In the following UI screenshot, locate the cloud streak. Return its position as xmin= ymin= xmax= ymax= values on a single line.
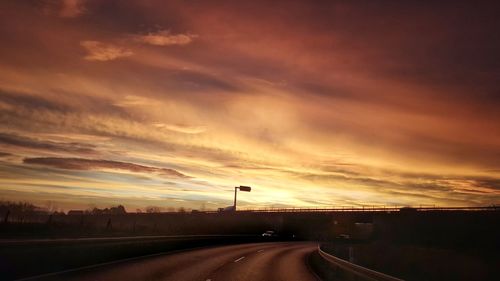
xmin=59 ymin=0 xmax=86 ymax=18
xmin=153 ymin=123 xmax=207 ymax=134
xmin=23 ymin=157 xmax=188 ymax=179
xmin=80 ymin=41 xmax=133 ymax=61
xmin=0 ymin=133 xmax=97 ymax=155
xmin=134 ymin=30 xmax=197 ymax=46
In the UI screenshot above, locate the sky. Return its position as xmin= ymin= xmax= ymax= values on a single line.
xmin=0 ymin=0 xmax=499 ymax=211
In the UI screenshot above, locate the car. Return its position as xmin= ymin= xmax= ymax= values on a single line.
xmin=262 ymin=230 xmax=276 ymax=237
xmin=217 ymin=206 xmax=235 ymax=212
xmin=336 ymin=234 xmax=350 ymax=239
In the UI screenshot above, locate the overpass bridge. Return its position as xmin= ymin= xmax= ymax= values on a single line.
xmin=203 ymin=205 xmax=499 ymax=214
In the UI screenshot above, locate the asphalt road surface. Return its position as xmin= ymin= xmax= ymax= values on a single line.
xmin=30 ymin=242 xmax=319 ymax=281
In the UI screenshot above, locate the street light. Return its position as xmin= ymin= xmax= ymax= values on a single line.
xmin=234 ymin=185 xmax=251 ymax=211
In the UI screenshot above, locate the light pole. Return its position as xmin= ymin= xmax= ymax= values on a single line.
xmin=234 ymin=185 xmax=251 ymax=211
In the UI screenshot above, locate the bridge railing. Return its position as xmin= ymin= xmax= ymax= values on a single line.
xmin=230 ymin=205 xmax=498 ymax=213
xmin=317 ymin=245 xmax=405 ymax=281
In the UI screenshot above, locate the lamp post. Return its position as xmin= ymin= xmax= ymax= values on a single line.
xmin=234 ymin=185 xmax=251 ymax=211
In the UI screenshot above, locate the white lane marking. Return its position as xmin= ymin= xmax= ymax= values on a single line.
xmin=206 ymin=279 xmax=211 ymax=281
xmin=257 ymin=249 xmax=264 ymax=253
xmin=234 ymin=256 xmax=245 ymax=262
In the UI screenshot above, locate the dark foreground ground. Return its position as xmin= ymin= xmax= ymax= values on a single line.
xmin=1 ymin=209 xmax=499 ymax=280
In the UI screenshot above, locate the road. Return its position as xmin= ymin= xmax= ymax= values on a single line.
xmin=29 ymin=242 xmax=319 ymax=281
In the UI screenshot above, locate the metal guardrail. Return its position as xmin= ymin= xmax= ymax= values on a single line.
xmin=229 ymin=205 xmax=499 ymax=213
xmin=318 ymin=245 xmax=404 ymax=281
xmin=0 ymin=234 xmax=257 ymax=246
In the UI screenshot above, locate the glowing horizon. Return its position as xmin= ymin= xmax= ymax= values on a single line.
xmin=0 ymin=1 xmax=499 ymax=211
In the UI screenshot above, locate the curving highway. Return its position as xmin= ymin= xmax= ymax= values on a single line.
xmin=33 ymin=242 xmax=319 ymax=281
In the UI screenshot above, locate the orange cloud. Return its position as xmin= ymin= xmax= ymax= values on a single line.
xmin=23 ymin=157 xmax=188 ymax=178
xmin=80 ymin=41 xmax=133 ymax=61
xmin=134 ymin=30 xmax=198 ymax=46
xmin=60 ymin=0 xmax=86 ymax=18
xmin=153 ymin=123 xmax=207 ymax=134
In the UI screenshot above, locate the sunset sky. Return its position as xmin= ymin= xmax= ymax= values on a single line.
xmin=0 ymin=0 xmax=499 ymax=211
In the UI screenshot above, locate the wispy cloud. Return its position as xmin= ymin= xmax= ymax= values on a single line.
xmin=23 ymin=157 xmax=188 ymax=178
xmin=0 ymin=152 xmax=11 ymax=157
xmin=80 ymin=41 xmax=133 ymax=61
xmin=59 ymin=0 xmax=86 ymax=18
xmin=134 ymin=30 xmax=197 ymax=46
xmin=153 ymin=123 xmax=207 ymax=134
xmin=113 ymin=95 xmax=157 ymax=107
xmin=0 ymin=133 xmax=97 ymax=155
